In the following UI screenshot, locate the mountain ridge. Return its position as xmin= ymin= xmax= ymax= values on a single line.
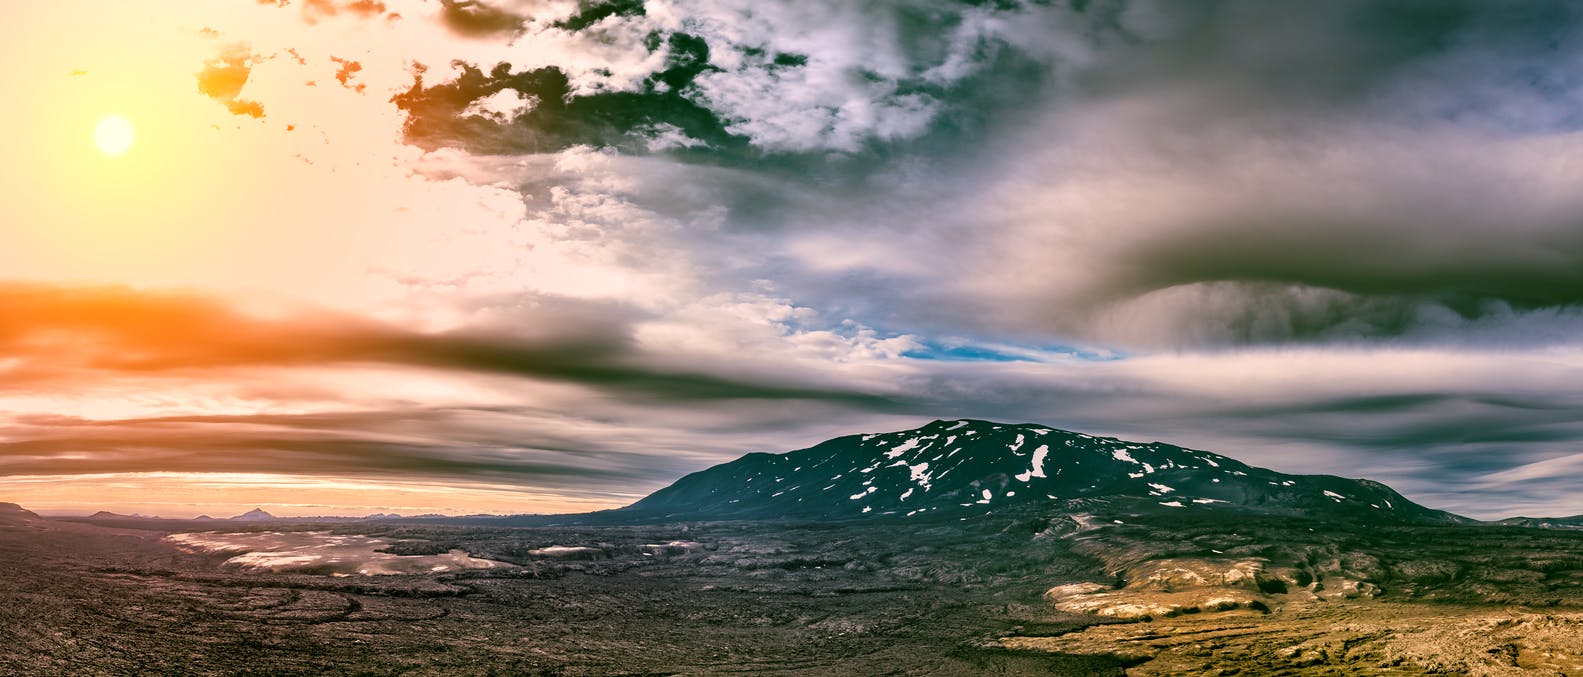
xmin=622 ymin=419 xmax=1466 ymax=524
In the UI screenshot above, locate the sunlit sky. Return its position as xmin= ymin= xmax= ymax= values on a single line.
xmin=5 ymin=1 xmax=1583 ymax=519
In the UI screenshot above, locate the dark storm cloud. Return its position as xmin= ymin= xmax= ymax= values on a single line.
xmin=1219 ymin=392 xmax=1583 ymax=454
xmin=700 ymin=0 xmax=1583 ymax=349
xmin=0 ymin=284 xmax=892 ymax=405
xmin=383 ymin=0 xmax=1583 ymax=348
xmin=1119 ymin=210 xmax=1583 ymax=315
xmin=1074 ymin=1 xmax=1583 ymax=118
xmin=393 ymin=42 xmax=739 ymax=155
xmin=393 ymin=0 xmax=1076 ymax=159
xmin=1029 ymin=1 xmax=1583 ymax=344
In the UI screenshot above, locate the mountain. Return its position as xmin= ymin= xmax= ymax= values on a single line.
xmin=622 ymin=419 xmax=1463 ymax=523
xmin=0 ymin=502 xmax=39 ymax=520
xmin=1495 ymin=515 xmax=1583 ymax=530
xmin=229 ymin=508 xmax=277 ymax=521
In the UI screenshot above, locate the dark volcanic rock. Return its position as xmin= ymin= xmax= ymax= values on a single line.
xmin=622 ymin=419 xmax=1464 ymax=524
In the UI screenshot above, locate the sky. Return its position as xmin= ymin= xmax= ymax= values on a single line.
xmin=3 ymin=0 xmax=1583 ymax=520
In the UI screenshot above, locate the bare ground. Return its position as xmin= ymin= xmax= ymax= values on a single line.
xmin=7 ymin=504 xmax=1583 ymax=675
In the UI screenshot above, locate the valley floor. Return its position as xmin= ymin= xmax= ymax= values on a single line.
xmin=7 ymin=507 xmax=1583 ymax=675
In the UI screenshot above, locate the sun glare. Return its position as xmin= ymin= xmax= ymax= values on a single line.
xmin=93 ymin=115 xmax=134 ymax=156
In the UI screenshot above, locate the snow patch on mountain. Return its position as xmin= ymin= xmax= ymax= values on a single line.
xmin=1014 ymin=445 xmax=1050 ymax=482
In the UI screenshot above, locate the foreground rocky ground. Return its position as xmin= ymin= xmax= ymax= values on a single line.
xmin=6 ymin=501 xmax=1583 ymax=674
xmin=996 ymin=509 xmax=1583 ymax=675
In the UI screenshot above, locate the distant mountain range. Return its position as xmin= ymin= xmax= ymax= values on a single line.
xmin=74 ymin=506 xmax=433 ymax=525
xmin=41 ymin=419 xmax=1490 ymax=527
xmin=1495 ymin=515 xmax=1583 ymax=530
xmin=621 ymin=419 xmax=1466 ymax=524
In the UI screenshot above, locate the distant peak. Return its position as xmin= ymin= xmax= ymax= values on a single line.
xmin=230 ymin=508 xmax=277 ymax=521
xmin=0 ymin=502 xmax=39 ymax=519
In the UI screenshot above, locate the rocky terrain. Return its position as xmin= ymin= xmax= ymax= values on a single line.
xmin=8 ymin=421 xmax=1583 ymax=675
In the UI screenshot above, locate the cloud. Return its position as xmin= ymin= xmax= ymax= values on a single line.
xmin=633 ymin=0 xmax=1583 ymax=350
xmin=0 ymin=408 xmax=669 ymax=485
xmin=196 ymin=44 xmax=266 ymax=117
xmin=393 ymin=58 xmax=741 ymax=154
xmin=437 ymin=0 xmax=527 ymax=38
xmin=392 ymin=0 xmax=1079 ymax=156
xmin=0 ymin=283 xmax=895 ymax=406
xmin=302 ymin=0 xmax=394 ymax=22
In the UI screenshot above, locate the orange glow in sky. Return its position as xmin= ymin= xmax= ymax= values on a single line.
xmin=0 ymin=1 xmax=664 ymax=517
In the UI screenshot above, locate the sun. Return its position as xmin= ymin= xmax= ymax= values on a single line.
xmin=94 ymin=115 xmax=134 ymax=156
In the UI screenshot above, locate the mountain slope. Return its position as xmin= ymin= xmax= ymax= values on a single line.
xmin=0 ymin=502 xmax=40 ymax=521
xmin=623 ymin=419 xmax=1463 ymax=523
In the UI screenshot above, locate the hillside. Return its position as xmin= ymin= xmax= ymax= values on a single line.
xmin=622 ymin=419 xmax=1463 ymax=523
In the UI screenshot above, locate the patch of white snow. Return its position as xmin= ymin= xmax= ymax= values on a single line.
xmin=885 ymin=438 xmax=921 ymax=459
